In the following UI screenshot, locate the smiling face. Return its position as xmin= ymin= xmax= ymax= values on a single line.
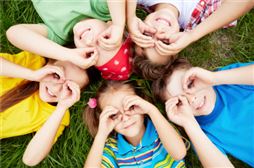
xmin=140 ymin=8 xmax=180 ymax=64
xmin=73 ymin=19 xmax=108 ymax=48
xmin=165 ymin=69 xmax=216 ymax=116
xmin=39 ymin=61 xmax=89 ymax=103
xmin=99 ymin=84 xmax=145 ymax=138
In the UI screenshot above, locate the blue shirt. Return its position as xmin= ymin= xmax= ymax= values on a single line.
xmin=102 ymin=118 xmax=185 ymax=168
xmin=196 ymin=62 xmax=254 ymax=167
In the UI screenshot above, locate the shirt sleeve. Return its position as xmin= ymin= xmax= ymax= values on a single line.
xmin=102 ymin=144 xmax=118 ymax=168
xmin=216 ymin=62 xmax=254 ymax=71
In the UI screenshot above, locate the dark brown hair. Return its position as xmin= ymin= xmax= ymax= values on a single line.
xmin=152 ymin=58 xmax=192 ymax=102
xmin=0 ymin=81 xmax=39 ymax=112
xmin=83 ymin=80 xmax=145 ymax=137
xmin=132 ymin=53 xmax=177 ymax=81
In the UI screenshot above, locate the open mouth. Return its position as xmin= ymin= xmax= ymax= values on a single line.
xmin=78 ymin=28 xmax=91 ymax=40
xmin=46 ymin=87 xmax=57 ymax=98
xmin=156 ymin=17 xmax=171 ymax=26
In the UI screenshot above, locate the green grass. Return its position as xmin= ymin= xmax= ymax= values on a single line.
xmin=0 ymin=1 xmax=253 ymax=168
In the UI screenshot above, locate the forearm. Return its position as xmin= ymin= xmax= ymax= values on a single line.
xmin=22 ymin=106 xmax=67 ymax=166
xmin=184 ymin=121 xmax=233 ymax=167
xmin=191 ymin=0 xmax=254 ymax=42
xmin=213 ymin=64 xmax=254 ymax=85
xmin=148 ymin=109 xmax=186 ymax=160
xmin=107 ymin=0 xmax=126 ymax=27
xmin=84 ymin=133 xmax=107 ymax=168
xmin=127 ymin=0 xmax=137 ymax=21
xmin=6 ymin=24 xmax=69 ymax=61
xmin=0 ymin=57 xmax=34 ymax=80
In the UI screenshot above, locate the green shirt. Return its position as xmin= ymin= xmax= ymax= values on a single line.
xmin=32 ymin=0 xmax=111 ymax=45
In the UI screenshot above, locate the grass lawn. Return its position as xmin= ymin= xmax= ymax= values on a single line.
xmin=0 ymin=1 xmax=253 ymax=168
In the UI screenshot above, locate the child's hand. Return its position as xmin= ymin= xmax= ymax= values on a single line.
xmin=122 ymin=95 xmax=157 ymax=115
xmin=33 ymin=65 xmax=65 ymax=83
xmin=57 ymin=81 xmax=81 ymax=109
xmin=156 ymin=31 xmax=194 ymax=56
xmin=98 ymin=24 xmax=124 ymax=50
xmin=67 ymin=47 xmax=98 ymax=69
xmin=182 ymin=67 xmax=215 ymax=93
xmin=97 ymin=106 xmax=122 ymax=137
xmin=128 ymin=16 xmax=156 ymax=48
xmin=165 ymin=96 xmax=196 ymax=127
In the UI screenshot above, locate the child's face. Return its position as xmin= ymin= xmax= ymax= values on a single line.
xmin=73 ymin=19 xmax=108 ymax=48
xmin=165 ymin=69 xmax=216 ymax=116
xmin=39 ymin=61 xmax=88 ymax=102
xmin=140 ymin=9 xmax=180 ymax=64
xmin=99 ymin=85 xmax=145 ymax=138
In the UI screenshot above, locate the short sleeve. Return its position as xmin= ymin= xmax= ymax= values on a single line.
xmin=216 ymin=62 xmax=254 ymax=71
xmin=46 ymin=25 xmax=67 ymax=45
xmin=102 ymin=145 xmax=118 ymax=168
xmin=0 ymin=51 xmax=45 ymax=70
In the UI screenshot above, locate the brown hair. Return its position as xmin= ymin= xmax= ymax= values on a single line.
xmin=0 ymin=81 xmax=39 ymax=112
xmin=83 ymin=80 xmax=145 ymax=137
xmin=152 ymin=58 xmax=192 ymax=102
xmin=132 ymin=53 xmax=177 ymax=81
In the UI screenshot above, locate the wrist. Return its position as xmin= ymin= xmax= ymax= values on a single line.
xmin=56 ymin=103 xmax=69 ymax=111
xmin=96 ymin=130 xmax=109 ymax=141
xmin=183 ymin=119 xmax=199 ymax=131
xmin=28 ymin=70 xmax=38 ymax=81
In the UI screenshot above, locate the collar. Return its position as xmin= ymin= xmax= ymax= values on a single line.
xmin=195 ymin=86 xmax=223 ymax=125
xmin=117 ymin=117 xmax=157 ymax=155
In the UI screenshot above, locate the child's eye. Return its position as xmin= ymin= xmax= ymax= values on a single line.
xmin=176 ymin=100 xmax=183 ymax=106
xmin=187 ymin=80 xmax=194 ymax=89
xmin=53 ymin=73 xmax=60 ymax=79
xmin=160 ymin=39 xmax=170 ymax=45
xmin=143 ymin=31 xmax=153 ymax=37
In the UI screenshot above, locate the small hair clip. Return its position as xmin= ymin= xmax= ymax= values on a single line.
xmin=87 ymin=98 xmax=97 ymax=109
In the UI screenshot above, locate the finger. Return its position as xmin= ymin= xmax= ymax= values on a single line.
xmin=131 ymin=36 xmax=154 ymax=48
xmin=85 ymin=50 xmax=99 ymax=67
xmin=178 ymin=95 xmax=189 ymax=106
xmin=100 ymin=107 xmax=119 ymax=120
xmin=138 ymin=21 xmax=156 ymax=34
xmin=155 ymin=41 xmax=177 ymax=56
xmin=123 ymin=96 xmax=138 ymax=111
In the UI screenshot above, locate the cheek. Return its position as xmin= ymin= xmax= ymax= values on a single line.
xmin=39 ymin=83 xmax=57 ymax=103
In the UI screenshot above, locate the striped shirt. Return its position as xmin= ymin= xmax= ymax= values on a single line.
xmin=102 ymin=118 xmax=185 ymax=168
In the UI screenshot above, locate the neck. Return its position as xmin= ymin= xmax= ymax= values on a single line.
xmin=155 ymin=3 xmax=179 ymax=18
xmin=125 ymin=124 xmax=146 ymax=146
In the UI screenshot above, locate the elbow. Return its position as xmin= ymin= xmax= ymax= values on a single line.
xmin=6 ymin=24 xmax=22 ymax=43
xmin=22 ymin=152 xmax=42 ymax=166
xmin=172 ymin=147 xmax=187 ymax=161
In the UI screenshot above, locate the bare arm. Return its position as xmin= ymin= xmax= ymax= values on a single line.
xmin=191 ymin=0 xmax=254 ymax=42
xmin=148 ymin=107 xmax=186 ymax=160
xmin=23 ymin=81 xmax=80 ymax=166
xmin=0 ymin=57 xmax=34 ymax=80
xmin=166 ymin=96 xmax=234 ymax=167
xmin=84 ymin=133 xmax=107 ymax=168
xmin=123 ymin=96 xmax=186 ymax=160
xmin=184 ymin=120 xmax=234 ymax=167
xmin=107 ymin=0 xmax=126 ymax=27
xmin=6 ymin=24 xmax=98 ymax=69
xmin=182 ymin=64 xmax=254 ymax=93
xmin=6 ymin=24 xmax=69 ymax=61
xmin=214 ymin=64 xmax=254 ymax=85
xmin=84 ymin=106 xmax=121 ymax=167
xmin=22 ymin=106 xmax=68 ymax=166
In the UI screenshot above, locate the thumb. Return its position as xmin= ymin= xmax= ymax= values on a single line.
xmin=139 ymin=21 xmax=156 ymax=34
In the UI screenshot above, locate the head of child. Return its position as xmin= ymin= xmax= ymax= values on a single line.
xmin=84 ymin=81 xmax=146 ymax=142
xmin=39 ymin=60 xmax=89 ymax=103
xmin=134 ymin=3 xmax=180 ymax=67
xmin=152 ymin=59 xmax=216 ymax=116
xmin=73 ymin=19 xmax=132 ymax=67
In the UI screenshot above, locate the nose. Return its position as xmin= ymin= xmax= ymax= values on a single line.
xmin=122 ymin=113 xmax=130 ymax=122
xmin=49 ymin=83 xmax=62 ymax=96
xmin=84 ymin=31 xmax=95 ymax=47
